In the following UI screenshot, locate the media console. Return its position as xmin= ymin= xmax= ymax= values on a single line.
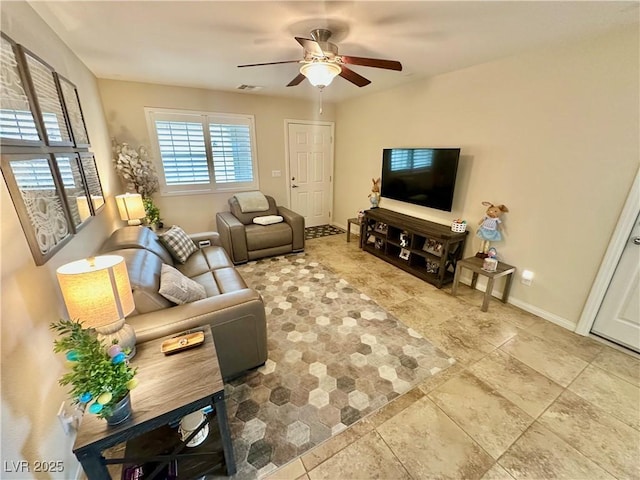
xmin=362 ymin=208 xmax=468 ymax=288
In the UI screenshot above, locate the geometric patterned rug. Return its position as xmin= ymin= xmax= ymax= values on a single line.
xmin=304 ymin=224 xmax=345 ymax=240
xmin=224 ymin=253 xmax=456 ymax=478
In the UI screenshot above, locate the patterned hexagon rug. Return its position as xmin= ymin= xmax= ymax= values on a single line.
xmin=224 ymin=254 xmax=455 ymax=478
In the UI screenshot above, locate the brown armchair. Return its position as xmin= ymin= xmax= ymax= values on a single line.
xmin=216 ymin=194 xmax=305 ymax=264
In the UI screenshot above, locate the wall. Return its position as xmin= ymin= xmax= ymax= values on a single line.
xmin=98 ymin=80 xmax=335 ymax=233
xmin=333 ymin=25 xmax=639 ymax=328
xmin=1 ymin=2 xmax=120 ymax=478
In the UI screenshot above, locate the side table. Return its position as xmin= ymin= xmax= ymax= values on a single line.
xmin=73 ymin=326 xmax=236 ymax=479
xmin=346 ymin=217 xmax=364 ymax=246
xmin=451 ymin=256 xmax=516 ymax=312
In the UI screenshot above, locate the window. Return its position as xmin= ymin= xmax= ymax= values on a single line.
xmin=146 ymin=108 xmax=259 ymax=195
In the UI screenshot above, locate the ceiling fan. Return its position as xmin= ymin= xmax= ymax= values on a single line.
xmin=238 ymin=28 xmax=403 ymax=88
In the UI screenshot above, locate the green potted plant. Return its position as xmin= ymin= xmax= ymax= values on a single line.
xmin=142 ymin=197 xmax=162 ymax=229
xmin=51 ymin=319 xmax=138 ymax=425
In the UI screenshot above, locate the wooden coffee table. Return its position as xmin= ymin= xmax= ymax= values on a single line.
xmin=73 ymin=325 xmax=236 ymax=479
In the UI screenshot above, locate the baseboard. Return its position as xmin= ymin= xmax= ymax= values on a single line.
xmin=331 ymin=228 xmax=578 ymax=333
xmin=507 ymin=296 xmax=576 ymax=331
xmin=458 ymin=276 xmax=576 ymax=332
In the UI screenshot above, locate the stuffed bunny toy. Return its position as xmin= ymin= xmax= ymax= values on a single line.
xmin=368 ymin=177 xmax=381 ymax=208
xmin=477 ymin=201 xmax=509 ymax=255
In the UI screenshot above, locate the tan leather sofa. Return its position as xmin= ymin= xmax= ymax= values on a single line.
xmin=216 ymin=195 xmax=305 ymax=264
xmin=99 ymin=226 xmax=267 ymax=380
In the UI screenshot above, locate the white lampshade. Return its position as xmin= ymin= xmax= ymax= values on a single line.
xmin=300 ymin=62 xmax=341 ymax=87
xmin=115 ymin=193 xmax=146 ymax=226
xmin=57 ymin=255 xmax=137 ymax=356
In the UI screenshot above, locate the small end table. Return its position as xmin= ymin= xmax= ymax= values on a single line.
xmin=346 ymin=217 xmax=363 ymax=246
xmin=451 ymin=256 xmax=516 ymax=312
xmin=73 ymin=326 xmax=236 ymax=479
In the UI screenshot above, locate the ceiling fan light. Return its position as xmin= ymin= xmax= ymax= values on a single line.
xmin=300 ymin=62 xmax=341 ymax=87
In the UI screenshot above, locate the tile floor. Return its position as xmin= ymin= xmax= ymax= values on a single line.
xmin=263 ymin=233 xmax=640 ymax=480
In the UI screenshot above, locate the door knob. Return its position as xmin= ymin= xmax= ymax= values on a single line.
xmin=633 ymin=236 xmax=640 ymax=245
xmin=292 ymin=185 xmax=299 ymax=188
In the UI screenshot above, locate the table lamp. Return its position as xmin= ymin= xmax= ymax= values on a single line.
xmin=115 ymin=193 xmax=146 ymax=226
xmin=57 ymin=255 xmax=137 ymax=357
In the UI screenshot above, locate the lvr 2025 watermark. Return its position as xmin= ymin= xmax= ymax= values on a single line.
xmin=3 ymin=460 xmax=65 ymax=473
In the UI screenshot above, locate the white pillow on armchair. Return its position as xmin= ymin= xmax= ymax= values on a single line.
xmin=253 ymin=215 xmax=284 ymax=226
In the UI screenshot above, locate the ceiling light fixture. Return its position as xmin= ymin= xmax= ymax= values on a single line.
xmin=300 ymin=61 xmax=341 ymax=88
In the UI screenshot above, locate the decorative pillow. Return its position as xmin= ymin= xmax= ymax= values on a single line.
xmin=159 ymin=225 xmax=197 ymax=264
xmin=253 ymin=215 xmax=284 ymax=226
xmin=158 ymin=264 xmax=206 ymax=305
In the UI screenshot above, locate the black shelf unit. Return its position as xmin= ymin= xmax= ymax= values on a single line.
xmin=362 ymin=208 xmax=468 ymax=288
xmin=121 ymin=413 xmax=225 ymax=480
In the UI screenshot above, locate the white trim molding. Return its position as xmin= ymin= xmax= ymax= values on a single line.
xmin=576 ymin=168 xmax=640 ymax=335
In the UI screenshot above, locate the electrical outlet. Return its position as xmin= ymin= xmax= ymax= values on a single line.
xmin=521 ymin=270 xmax=534 ymax=286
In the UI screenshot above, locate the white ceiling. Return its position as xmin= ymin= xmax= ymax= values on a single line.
xmin=29 ymin=1 xmax=639 ymax=103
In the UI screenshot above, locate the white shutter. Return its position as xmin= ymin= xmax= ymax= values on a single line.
xmin=155 ymin=120 xmax=209 ymax=185
xmin=209 ymin=122 xmax=253 ymax=184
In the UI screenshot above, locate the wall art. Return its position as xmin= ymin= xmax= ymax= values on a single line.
xmin=0 ymin=33 xmax=43 ymax=145
xmin=53 ymin=152 xmax=93 ymax=228
xmin=56 ymin=73 xmax=90 ymax=147
xmin=79 ymin=152 xmax=105 ymax=215
xmin=18 ymin=45 xmax=72 ymax=146
xmin=1 ymin=153 xmax=74 ymax=265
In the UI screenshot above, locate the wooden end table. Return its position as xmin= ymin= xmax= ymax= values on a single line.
xmin=347 ymin=217 xmax=364 ymax=246
xmin=73 ymin=325 xmax=236 ymax=479
xmin=451 ymin=256 xmax=516 ymax=312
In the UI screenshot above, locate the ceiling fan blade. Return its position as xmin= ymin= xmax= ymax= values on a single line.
xmin=295 ymin=37 xmax=325 ymax=57
xmin=286 ymin=73 xmax=306 ymax=87
xmin=341 ymin=56 xmax=403 ymax=71
xmin=238 ymin=60 xmax=300 ymax=68
xmin=339 ymin=66 xmax=371 ymax=87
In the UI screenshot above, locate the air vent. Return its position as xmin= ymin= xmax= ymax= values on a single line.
xmin=236 ymin=84 xmax=263 ymax=91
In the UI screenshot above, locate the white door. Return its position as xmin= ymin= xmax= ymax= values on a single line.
xmin=287 ymin=122 xmax=333 ymax=227
xmin=592 ymin=212 xmax=640 ymax=352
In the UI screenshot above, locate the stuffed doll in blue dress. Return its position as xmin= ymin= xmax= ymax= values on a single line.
xmin=477 ymin=201 xmax=509 ymax=256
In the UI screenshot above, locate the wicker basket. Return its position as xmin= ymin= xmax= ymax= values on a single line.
xmin=451 ymin=222 xmax=467 ymax=233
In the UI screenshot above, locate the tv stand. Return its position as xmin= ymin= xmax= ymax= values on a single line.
xmin=362 ymin=208 xmax=468 ymax=288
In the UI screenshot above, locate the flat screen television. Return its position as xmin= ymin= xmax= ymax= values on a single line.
xmin=381 ymin=147 xmax=460 ymax=212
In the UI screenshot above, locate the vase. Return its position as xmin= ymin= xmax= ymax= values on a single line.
xmin=106 ymin=393 xmax=132 ymax=426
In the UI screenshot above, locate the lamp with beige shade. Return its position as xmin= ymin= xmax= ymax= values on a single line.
xmin=115 ymin=193 xmax=146 ymax=226
xmin=56 ymin=255 xmax=137 ymax=358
